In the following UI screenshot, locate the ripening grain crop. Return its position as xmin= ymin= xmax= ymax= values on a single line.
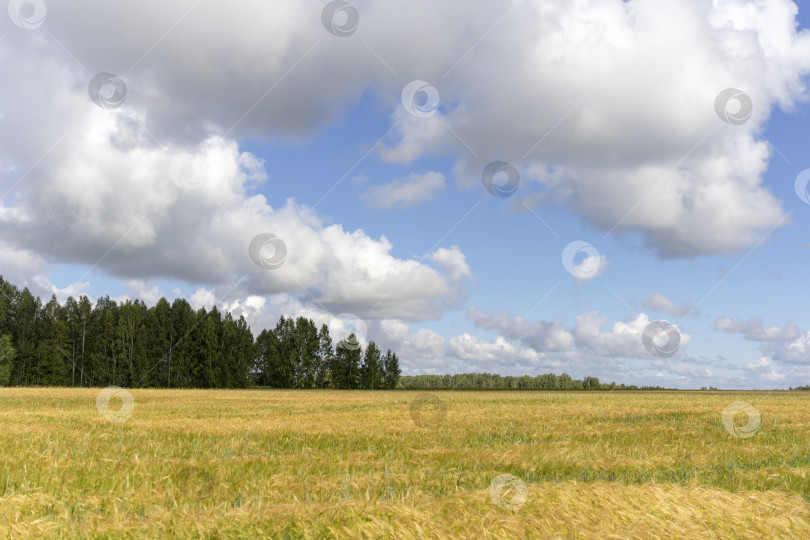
xmin=1 ymin=389 xmax=808 ymax=538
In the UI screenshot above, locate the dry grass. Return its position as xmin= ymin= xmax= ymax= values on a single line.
xmin=0 ymin=388 xmax=809 ymax=538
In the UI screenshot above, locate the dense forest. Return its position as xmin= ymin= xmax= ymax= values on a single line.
xmin=1 ymin=275 xmax=741 ymax=392
xmin=399 ymin=373 xmax=672 ymax=390
xmin=0 ymin=276 xmax=400 ymax=389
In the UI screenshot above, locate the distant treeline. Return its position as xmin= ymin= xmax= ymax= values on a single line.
xmin=400 ymin=373 xmax=673 ymax=390
xmin=0 ymin=276 xmax=400 ymax=389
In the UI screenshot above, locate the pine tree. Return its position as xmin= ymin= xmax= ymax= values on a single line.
xmin=11 ymin=288 xmax=39 ymax=385
xmin=75 ymin=295 xmax=92 ymax=386
xmin=44 ymin=296 xmax=71 ymax=386
xmin=146 ymin=298 xmax=172 ymax=388
xmin=316 ymin=324 xmax=334 ymax=388
xmin=0 ymin=334 xmax=15 ymax=386
xmin=230 ymin=314 xmax=253 ymax=388
xmin=334 ymin=334 xmax=362 ymax=389
xmin=169 ymin=298 xmax=195 ymax=388
xmin=254 ymin=328 xmax=278 ymax=386
xmin=361 ymin=341 xmax=382 ymax=389
xmin=382 ymin=350 xmax=401 ymax=389
xmin=200 ymin=307 xmax=221 ymax=388
xmin=273 ymin=316 xmax=296 ymax=388
xmin=294 ymin=317 xmax=319 ymax=388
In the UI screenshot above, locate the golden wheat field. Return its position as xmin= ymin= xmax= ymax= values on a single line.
xmin=1 ymin=388 xmax=809 ymax=539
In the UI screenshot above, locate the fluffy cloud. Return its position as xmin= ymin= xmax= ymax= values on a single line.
xmin=643 ymin=293 xmax=698 ymax=317
xmin=467 ymin=307 xmax=574 ymax=351
xmin=744 ymin=355 xmax=785 ymax=382
xmin=470 ymin=307 xmax=692 ymax=359
xmin=447 ymin=333 xmax=560 ymax=370
xmin=428 ymin=246 xmax=473 ymax=282
xmin=361 ymin=171 xmax=445 ymax=210
xmin=2 ymin=0 xmax=805 ymax=265
xmin=377 ymin=319 xmax=450 ymax=372
xmin=2 ymin=2 xmax=498 ymax=324
xmin=573 ymin=312 xmax=655 ymax=358
xmin=773 ymin=332 xmax=810 ymax=365
xmin=0 ymin=71 xmax=472 ymax=321
xmin=714 ymin=315 xmax=810 ymax=369
xmin=713 ymin=316 xmax=802 ymax=341
xmin=377 ymin=0 xmax=809 ymax=257
xmin=121 ymin=280 xmax=166 ymax=307
xmin=0 ymin=243 xmax=50 ymax=292
xmin=377 ymin=310 xmax=695 ymax=380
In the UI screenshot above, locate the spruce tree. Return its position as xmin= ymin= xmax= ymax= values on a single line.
xmin=382 ymin=350 xmax=401 ymax=389
xmin=361 ymin=341 xmax=382 ymax=389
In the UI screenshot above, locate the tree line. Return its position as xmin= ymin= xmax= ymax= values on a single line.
xmin=0 ymin=276 xmax=400 ymax=389
xmin=0 ymin=274 xmax=691 ymax=392
xmin=400 ymin=373 xmax=673 ymax=390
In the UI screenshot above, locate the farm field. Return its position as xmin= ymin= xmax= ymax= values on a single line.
xmin=1 ymin=388 xmax=809 ymax=538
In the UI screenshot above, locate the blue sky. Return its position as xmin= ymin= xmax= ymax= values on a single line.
xmin=2 ymin=0 xmax=810 ymax=388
